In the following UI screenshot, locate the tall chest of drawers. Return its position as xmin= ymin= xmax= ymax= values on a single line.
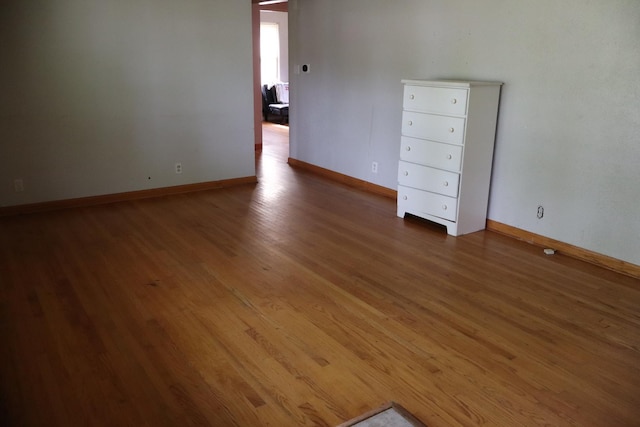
xmin=397 ymin=80 xmax=502 ymax=236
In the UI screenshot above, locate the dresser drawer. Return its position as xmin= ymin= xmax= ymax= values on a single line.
xmin=400 ymin=136 xmax=463 ymax=172
xmin=398 ymin=161 xmax=460 ymax=198
xmin=402 ymin=111 xmax=465 ymax=145
xmin=403 ymin=85 xmax=468 ymax=116
xmin=398 ymin=185 xmax=457 ymax=221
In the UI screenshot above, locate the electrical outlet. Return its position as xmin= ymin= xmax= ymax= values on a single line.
xmin=371 ymin=161 xmax=378 ymax=174
xmin=537 ymin=205 xmax=544 ymax=219
xmin=14 ymin=179 xmax=24 ymax=192
xmin=175 ymin=163 xmax=182 ymax=174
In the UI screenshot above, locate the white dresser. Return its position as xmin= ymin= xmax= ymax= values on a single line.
xmin=397 ymin=79 xmax=502 ymax=236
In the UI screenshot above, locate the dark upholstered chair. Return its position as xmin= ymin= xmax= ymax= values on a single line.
xmin=261 ymin=84 xmax=289 ymax=124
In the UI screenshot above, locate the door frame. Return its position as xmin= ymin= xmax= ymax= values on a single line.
xmin=252 ymin=0 xmax=288 ymax=151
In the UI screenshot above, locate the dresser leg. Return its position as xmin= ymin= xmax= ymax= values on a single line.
xmin=445 ymin=223 xmax=459 ymax=236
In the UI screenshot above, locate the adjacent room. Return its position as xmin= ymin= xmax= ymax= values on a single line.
xmin=259 ymin=2 xmax=290 ymax=127
xmin=1 ymin=1 xmax=639 ymax=426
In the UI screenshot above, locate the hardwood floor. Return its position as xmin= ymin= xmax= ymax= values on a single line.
xmin=1 ymin=123 xmax=639 ymax=426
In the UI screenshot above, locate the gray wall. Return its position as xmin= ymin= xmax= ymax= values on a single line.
xmin=0 ymin=0 xmax=255 ymax=206
xmin=289 ymin=0 xmax=640 ymax=266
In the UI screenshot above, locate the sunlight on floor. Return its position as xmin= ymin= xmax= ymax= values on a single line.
xmin=257 ymin=122 xmax=291 ymax=202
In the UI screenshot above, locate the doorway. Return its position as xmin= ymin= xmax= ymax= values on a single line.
xmin=252 ymin=0 xmax=289 ymax=158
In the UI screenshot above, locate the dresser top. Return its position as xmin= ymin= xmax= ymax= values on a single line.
xmin=401 ymin=79 xmax=503 ymax=88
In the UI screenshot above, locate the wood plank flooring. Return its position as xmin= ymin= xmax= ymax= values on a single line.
xmin=1 ymin=122 xmax=639 ymax=426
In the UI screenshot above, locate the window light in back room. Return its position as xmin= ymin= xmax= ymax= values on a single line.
xmin=260 ymin=22 xmax=280 ymax=85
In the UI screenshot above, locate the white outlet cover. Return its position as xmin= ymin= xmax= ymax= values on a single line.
xmin=14 ymin=179 xmax=24 ymax=192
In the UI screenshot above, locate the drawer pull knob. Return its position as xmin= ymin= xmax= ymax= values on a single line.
xmin=446 ymin=154 xmax=452 ymax=159
xmin=408 ymin=120 xmax=413 ymax=126
xmin=403 ymin=195 xmax=408 ymax=200
xmin=451 ymin=98 xmax=457 ymax=104
xmin=449 ymin=127 xmax=455 ymax=133
xmin=406 ymin=146 xmax=411 ymax=151
xmin=404 ymin=171 xmax=409 ymax=176
xmin=442 ymin=204 xmax=448 ymax=210
xmin=443 ymin=181 xmax=449 ymax=187
xmin=410 ymin=94 xmax=415 ymax=100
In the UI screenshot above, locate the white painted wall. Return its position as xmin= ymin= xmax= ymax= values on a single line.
xmin=260 ymin=10 xmax=289 ymax=83
xmin=289 ymin=0 xmax=640 ymax=266
xmin=0 ymin=0 xmax=255 ymax=207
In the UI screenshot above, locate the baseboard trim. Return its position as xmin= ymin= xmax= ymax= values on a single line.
xmin=486 ymin=219 xmax=640 ymax=279
xmin=287 ymin=157 xmax=397 ymax=199
xmin=0 ymin=176 xmax=258 ymax=217
xmin=283 ymin=159 xmax=638 ymax=278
